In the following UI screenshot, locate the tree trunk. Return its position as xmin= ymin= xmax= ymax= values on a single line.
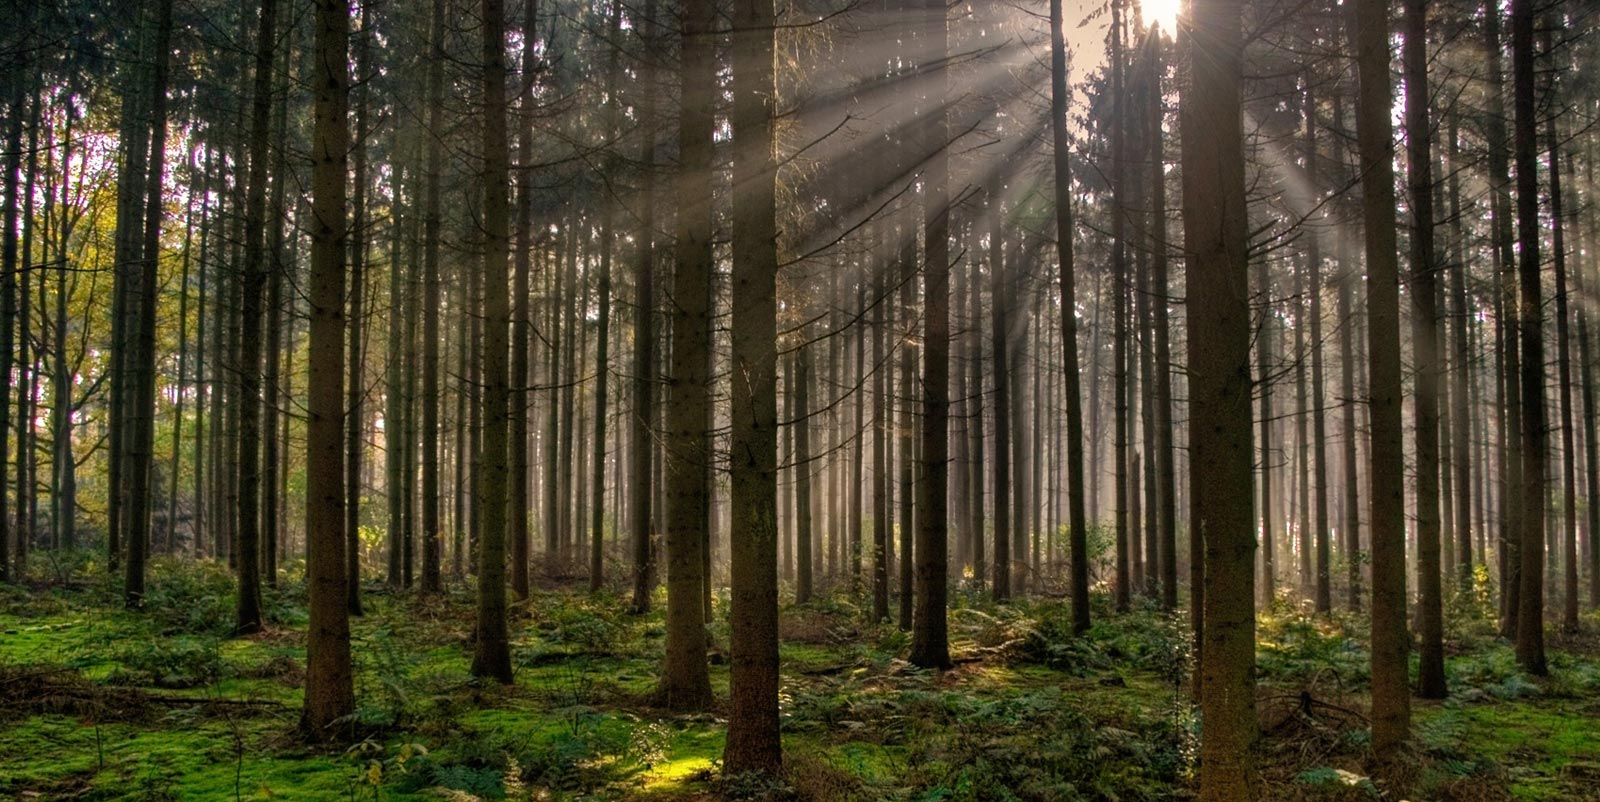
xmin=1446 ymin=112 xmax=1473 ymax=588
xmin=1255 ymin=253 xmax=1274 ymax=608
xmin=1146 ymin=40 xmax=1175 ymax=614
xmin=796 ymin=331 xmax=815 ymax=604
xmin=0 ymin=64 xmax=24 ymax=579
xmin=1110 ymin=0 xmax=1130 ymax=614
xmin=344 ymin=2 xmax=373 ymax=618
xmin=658 ymin=0 xmax=715 ymax=712
xmin=909 ymin=0 xmax=951 ymax=671
xmin=1305 ymin=85 xmax=1332 ymax=613
xmin=589 ymin=0 xmax=623 ymax=592
xmin=1182 ymin=0 xmax=1258 ymax=794
xmin=420 ymin=0 xmax=447 ymax=593
xmin=1351 ymin=0 xmax=1412 ymax=750
xmin=124 ymin=0 xmax=174 ymax=607
xmin=1483 ymin=0 xmax=1523 ymax=637
xmin=966 ymin=228 xmax=985 ymax=597
xmin=872 ymin=253 xmax=890 ymax=622
xmin=471 ymin=0 xmax=513 ymax=684
xmin=235 ymin=0 xmax=279 ymax=635
xmin=628 ymin=0 xmax=659 ymax=614
xmin=301 ymin=0 xmax=355 ymax=739
xmin=1541 ymin=26 xmax=1577 ymax=632
xmin=899 ymin=228 xmax=916 ymax=629
xmin=990 ymin=188 xmax=1011 ymax=603
xmin=1509 ymin=0 xmax=1547 ymax=676
xmin=1403 ymin=0 xmax=1445 ymax=699
xmin=724 ymin=0 xmax=782 ymax=773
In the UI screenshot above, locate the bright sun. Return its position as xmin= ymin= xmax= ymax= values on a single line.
xmin=1141 ymin=0 xmax=1181 ymax=34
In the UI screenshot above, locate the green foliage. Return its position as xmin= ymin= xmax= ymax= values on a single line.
xmin=135 ymin=559 xmax=238 ymax=635
xmin=1256 ymin=610 xmax=1370 ymax=690
xmin=1292 ymin=767 xmax=1380 ymax=799
xmin=530 ymin=596 xmax=629 ymax=656
xmin=109 ymin=635 xmax=225 ymax=688
xmin=352 ymin=626 xmax=422 ymax=728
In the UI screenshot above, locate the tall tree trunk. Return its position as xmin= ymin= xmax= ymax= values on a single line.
xmin=387 ymin=161 xmax=408 ymax=588
xmin=52 ymin=104 xmax=78 ymax=553
xmin=301 ymin=0 xmax=355 ymax=739
xmin=345 ymin=1 xmax=373 ymax=617
xmin=1351 ymin=0 xmax=1412 ymax=750
xmin=1043 ymin=0 xmax=1094 ymax=617
xmin=419 ymin=0 xmax=447 ymax=593
xmin=1256 ymin=254 xmax=1274 ymax=607
xmin=658 ymin=0 xmax=715 ymax=712
xmin=589 ymin=1 xmax=623 ymax=592
xmin=471 ymin=0 xmax=514 ymax=684
xmin=263 ymin=30 xmax=292 ymax=584
xmin=1580 ymin=115 xmax=1600 ymax=612
xmin=990 ymin=188 xmax=1011 ymax=603
xmin=2 ymin=77 xmax=27 ymax=577
xmin=1147 ymin=41 xmax=1175 ymax=614
xmin=851 ymin=281 xmax=866 ymax=594
xmin=1447 ymin=112 xmax=1473 ymax=587
xmin=107 ymin=2 xmax=155 ymax=576
xmin=796 ymin=328 xmax=815 ymax=604
xmin=1541 ymin=27 xmax=1577 ymax=632
xmin=1182 ymin=0 xmax=1258 ymax=794
xmin=909 ymin=0 xmax=951 ymax=671
xmin=1483 ymin=0 xmax=1523 ymax=636
xmin=872 ymin=257 xmax=889 ymax=622
xmin=235 ymin=0 xmax=279 ymax=634
xmin=509 ymin=0 xmax=538 ymax=600
xmin=1333 ymin=93 xmax=1361 ymax=612
xmin=966 ymin=228 xmax=985 ymax=596
xmin=899 ymin=227 xmax=916 ymax=628
xmin=724 ymin=0 xmax=782 ymax=772
xmin=1110 ymin=0 xmax=1130 ymax=614
xmin=124 ymin=0 xmax=174 ymax=607
xmin=1404 ymin=0 xmax=1445 ymax=699
xmin=628 ymin=0 xmax=659 ymax=614
xmin=1305 ymin=85 xmax=1332 ymax=613
xmin=542 ymin=242 xmax=561 ymax=566
xmin=1509 ymin=0 xmax=1547 ymax=675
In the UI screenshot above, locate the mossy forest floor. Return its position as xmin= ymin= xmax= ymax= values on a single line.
xmin=1 ymin=559 xmax=1597 ymax=801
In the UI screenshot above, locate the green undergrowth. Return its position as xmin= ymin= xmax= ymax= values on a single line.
xmin=0 ymin=564 xmax=1596 ymax=801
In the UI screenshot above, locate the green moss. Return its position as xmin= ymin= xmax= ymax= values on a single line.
xmin=4 ymin=567 xmax=1595 ymax=802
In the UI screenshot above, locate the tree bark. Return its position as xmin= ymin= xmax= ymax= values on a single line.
xmin=471 ymin=0 xmax=514 ymax=684
xmin=1182 ymin=0 xmax=1258 ymax=794
xmin=909 ymin=0 xmax=951 ymax=671
xmin=724 ymin=0 xmax=783 ymax=773
xmin=124 ymin=0 xmax=174 ymax=607
xmin=1510 ymin=0 xmax=1547 ymax=675
xmin=628 ymin=0 xmax=659 ymax=614
xmin=1403 ymin=0 xmax=1446 ymax=699
xmin=1350 ymin=0 xmax=1412 ymax=750
xmin=235 ymin=0 xmax=279 ymax=635
xmin=301 ymin=0 xmax=355 ymax=739
xmin=419 ymin=0 xmax=447 ymax=593
xmin=658 ymin=0 xmax=715 ymax=712
xmin=344 ymin=1 xmax=373 ymax=618
xmin=990 ymin=188 xmax=1011 ymax=603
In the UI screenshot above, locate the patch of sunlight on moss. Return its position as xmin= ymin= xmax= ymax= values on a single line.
xmin=643 ymin=728 xmax=724 ymax=789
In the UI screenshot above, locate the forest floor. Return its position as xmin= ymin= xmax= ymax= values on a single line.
xmin=0 ymin=559 xmax=1597 ymax=801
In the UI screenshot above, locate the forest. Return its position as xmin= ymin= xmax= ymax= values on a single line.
xmin=1 ymin=0 xmax=1598 ymax=798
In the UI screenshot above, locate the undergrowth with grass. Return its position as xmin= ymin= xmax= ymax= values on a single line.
xmin=0 ymin=561 xmax=1595 ymax=801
